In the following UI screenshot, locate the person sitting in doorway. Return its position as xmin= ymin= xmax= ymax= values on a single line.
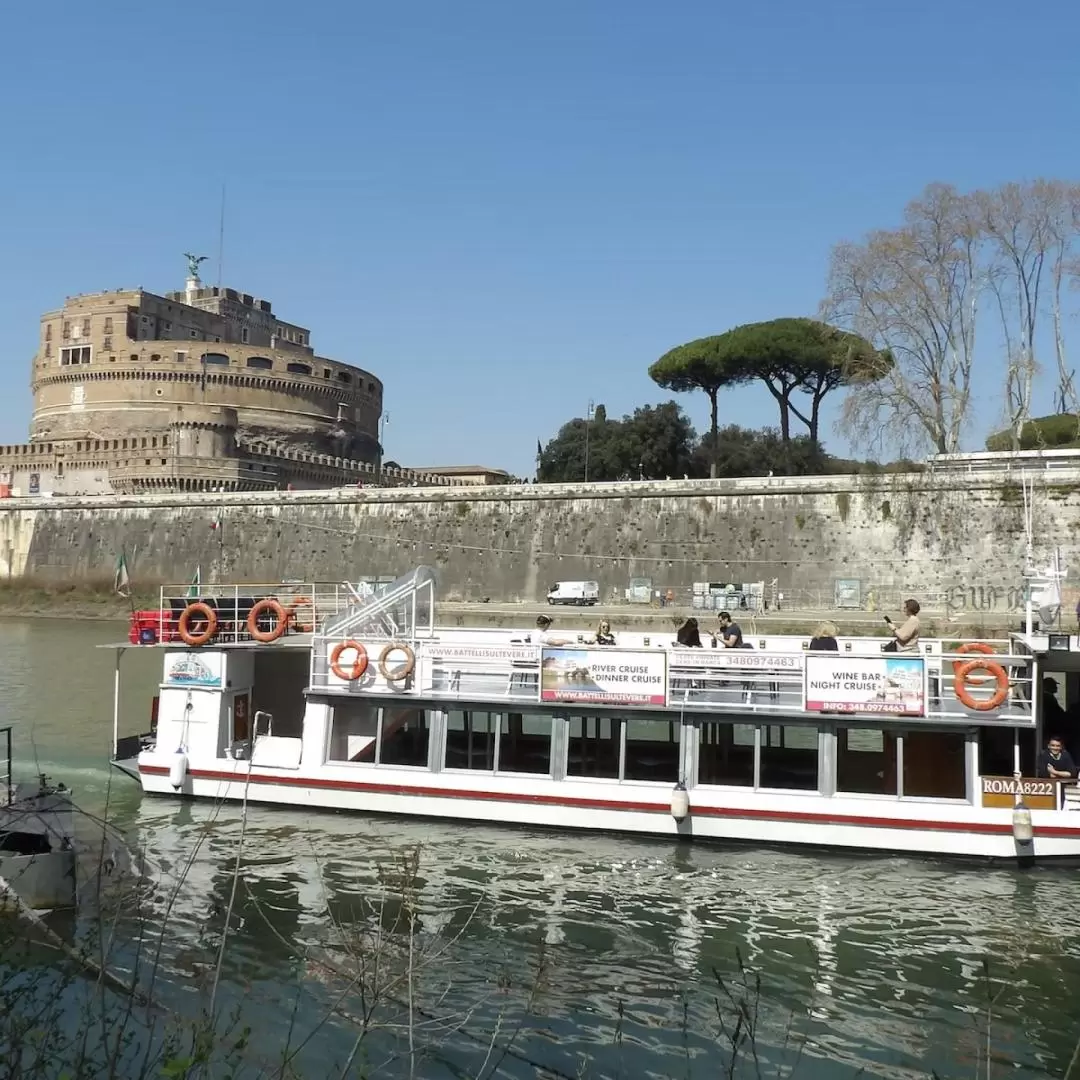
xmin=883 ymin=599 xmax=921 ymax=653
xmin=711 ymin=610 xmax=744 ymax=649
xmin=675 ymin=618 xmax=703 ymax=647
xmin=533 ymin=615 xmax=572 ymax=647
xmin=808 ymin=622 xmax=839 ymax=651
xmin=1037 ymin=735 xmax=1077 ymax=781
xmin=591 ymin=620 xmax=616 ymax=646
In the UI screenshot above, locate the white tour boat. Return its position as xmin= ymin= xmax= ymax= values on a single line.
xmin=108 ymin=567 xmax=1080 ymax=862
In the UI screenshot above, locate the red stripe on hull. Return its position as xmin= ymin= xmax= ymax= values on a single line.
xmin=137 ymin=765 xmax=1080 ymax=839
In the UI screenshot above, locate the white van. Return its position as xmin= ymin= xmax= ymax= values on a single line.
xmin=546 ymin=580 xmax=600 ymax=606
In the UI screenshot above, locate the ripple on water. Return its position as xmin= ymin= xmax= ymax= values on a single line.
xmin=97 ymin=803 xmax=1080 ymax=1078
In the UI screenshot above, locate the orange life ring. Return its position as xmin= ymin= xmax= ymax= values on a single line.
xmin=954 ymin=658 xmax=1009 ymax=711
xmin=379 ymin=643 xmax=415 ymax=681
xmin=330 ymin=640 xmax=368 ymax=681
xmin=177 ymin=602 xmax=218 ymax=647
xmin=952 ymin=642 xmax=995 ymax=685
xmin=289 ymin=593 xmax=315 ymax=633
xmin=247 ymin=599 xmax=288 ymax=643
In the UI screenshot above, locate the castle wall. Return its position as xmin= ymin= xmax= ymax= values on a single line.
xmin=0 ymin=469 xmax=1073 ymax=619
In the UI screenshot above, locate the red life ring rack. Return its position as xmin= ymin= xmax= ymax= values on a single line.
xmin=330 ymin=640 xmax=369 ymax=681
xmin=954 ymin=658 xmax=1009 ymax=712
xmin=177 ymin=602 xmax=218 ymax=647
xmin=379 ymin=643 xmax=416 ymax=682
xmin=247 ymin=599 xmax=288 ymax=643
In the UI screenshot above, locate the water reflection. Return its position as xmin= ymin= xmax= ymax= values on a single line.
xmin=0 ymin=617 xmax=1077 ymax=1077
xmin=116 ymin=801 xmax=1080 ymax=1079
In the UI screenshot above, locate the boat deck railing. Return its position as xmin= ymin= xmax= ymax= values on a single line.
xmin=145 ymin=581 xmax=377 ymax=644
xmin=307 ymin=641 xmax=1038 ymax=727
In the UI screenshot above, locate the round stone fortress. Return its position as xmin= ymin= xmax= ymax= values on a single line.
xmin=13 ymin=273 xmax=396 ymax=493
xmin=31 ymin=277 xmax=383 ymax=462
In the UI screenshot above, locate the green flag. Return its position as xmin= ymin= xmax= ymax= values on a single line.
xmin=187 ymin=565 xmax=201 ymax=599
xmin=114 ymin=553 xmax=131 ymax=598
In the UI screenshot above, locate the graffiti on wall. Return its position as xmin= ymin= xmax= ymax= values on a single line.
xmin=944 ymin=584 xmax=1027 ymax=617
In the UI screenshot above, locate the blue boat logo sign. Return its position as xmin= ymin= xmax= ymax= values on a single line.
xmin=166 ymin=655 xmax=221 ymax=687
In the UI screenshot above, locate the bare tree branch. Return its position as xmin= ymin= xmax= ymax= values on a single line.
xmin=821 ymin=183 xmax=986 ymax=456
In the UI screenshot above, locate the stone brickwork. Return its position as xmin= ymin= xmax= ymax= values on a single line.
xmin=0 ymin=468 xmax=1074 ymax=615
xmin=13 ymin=277 xmax=385 ymax=493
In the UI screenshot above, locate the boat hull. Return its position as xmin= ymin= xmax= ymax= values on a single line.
xmin=133 ymin=762 xmax=1080 ymax=862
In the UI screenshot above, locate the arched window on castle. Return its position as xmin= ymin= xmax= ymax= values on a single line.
xmin=246 ymin=356 xmax=273 ymax=370
xmin=287 ymin=362 xmax=312 ymax=376
xmin=202 ymin=353 xmax=230 ymax=366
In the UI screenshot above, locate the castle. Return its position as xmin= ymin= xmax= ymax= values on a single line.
xmin=1 ymin=263 xmax=464 ymax=494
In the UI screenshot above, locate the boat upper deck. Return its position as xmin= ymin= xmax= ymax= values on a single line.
xmin=103 ymin=573 xmax=1046 ymax=730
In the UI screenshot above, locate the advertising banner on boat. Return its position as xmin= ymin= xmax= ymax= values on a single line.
xmin=540 ymin=648 xmax=667 ymax=706
xmin=804 ymin=655 xmax=925 ymax=716
xmin=163 ymin=651 xmax=223 ymax=688
xmin=672 ymin=649 xmax=802 ymax=672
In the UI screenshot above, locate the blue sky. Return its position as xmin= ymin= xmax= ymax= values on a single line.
xmin=1 ymin=0 xmax=1078 ymax=475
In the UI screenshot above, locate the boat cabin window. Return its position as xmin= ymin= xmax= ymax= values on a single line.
xmin=500 ymin=713 xmax=552 ymax=774
xmin=838 ymin=727 xmax=966 ymax=799
xmin=327 ymin=704 xmax=430 ymax=767
xmin=699 ymin=723 xmax=754 ymax=787
xmin=379 ymin=708 xmax=430 ymax=768
xmin=623 ymin=718 xmax=680 ymax=783
xmin=760 ymin=725 xmax=818 ymax=791
xmin=698 ymin=722 xmax=817 ymax=791
xmin=445 ymin=711 xmax=497 ymax=771
xmin=902 ymin=730 xmax=966 ymax=799
xmin=837 ymin=728 xmax=896 ymax=795
xmin=568 ymin=716 xmax=619 ymax=779
xmin=328 ymin=701 xmax=379 ymax=763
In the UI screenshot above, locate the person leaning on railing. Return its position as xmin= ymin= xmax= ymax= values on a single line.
xmin=883 ymin=599 xmax=921 ymax=653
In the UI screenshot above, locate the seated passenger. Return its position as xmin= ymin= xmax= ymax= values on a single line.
xmin=808 ymin=622 xmax=839 ymax=651
xmin=675 ymin=618 xmax=703 ymax=648
xmin=1037 ymin=735 xmax=1077 ymax=781
xmin=591 ymin=620 xmax=616 ymax=646
xmin=711 ymin=610 xmax=744 ymax=648
xmin=533 ymin=614 xmax=572 ymax=647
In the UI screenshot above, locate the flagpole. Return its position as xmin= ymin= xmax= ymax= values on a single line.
xmin=119 ymin=547 xmax=136 ymax=616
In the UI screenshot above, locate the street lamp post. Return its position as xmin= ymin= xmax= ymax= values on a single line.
xmin=584 ymin=399 xmax=595 ymax=482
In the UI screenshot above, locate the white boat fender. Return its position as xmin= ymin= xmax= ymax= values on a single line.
xmin=671 ymin=781 xmax=690 ymax=822
xmin=169 ymin=751 xmax=189 ymax=790
xmin=1012 ymin=797 xmax=1034 ymax=845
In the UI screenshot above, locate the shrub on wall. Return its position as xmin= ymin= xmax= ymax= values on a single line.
xmin=985 ymin=413 xmax=1080 ymax=451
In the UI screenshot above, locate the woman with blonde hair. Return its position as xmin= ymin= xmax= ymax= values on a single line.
xmin=808 ymin=621 xmax=839 ymax=651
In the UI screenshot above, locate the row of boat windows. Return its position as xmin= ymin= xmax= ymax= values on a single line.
xmin=326 ymin=706 xmax=970 ymax=800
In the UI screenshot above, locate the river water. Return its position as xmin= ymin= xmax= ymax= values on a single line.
xmin=2 ymin=616 xmax=1079 ymax=1078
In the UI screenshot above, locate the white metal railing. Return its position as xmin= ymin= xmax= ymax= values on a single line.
xmin=149 ymin=581 xmax=362 ymax=643
xmin=306 ymin=643 xmax=1037 ymax=727
xmin=321 ymin=566 xmax=436 ymax=642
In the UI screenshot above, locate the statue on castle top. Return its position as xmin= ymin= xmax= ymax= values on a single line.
xmin=183 ymin=253 xmax=208 ymax=279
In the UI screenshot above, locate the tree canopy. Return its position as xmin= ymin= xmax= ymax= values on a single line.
xmin=654 ymin=319 xmax=887 ymax=457
xmin=537 ymin=401 xmax=698 ymax=483
xmin=648 ymin=340 xmax=747 ymax=476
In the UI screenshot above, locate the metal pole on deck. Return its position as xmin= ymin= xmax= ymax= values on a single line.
xmin=112 ymin=648 xmax=123 ymax=759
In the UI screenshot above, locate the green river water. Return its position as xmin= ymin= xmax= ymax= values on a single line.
xmin=2 ymin=616 xmax=1078 ymax=1079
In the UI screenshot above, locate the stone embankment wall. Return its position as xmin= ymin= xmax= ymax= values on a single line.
xmin=0 ymin=469 xmax=1076 ymax=616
